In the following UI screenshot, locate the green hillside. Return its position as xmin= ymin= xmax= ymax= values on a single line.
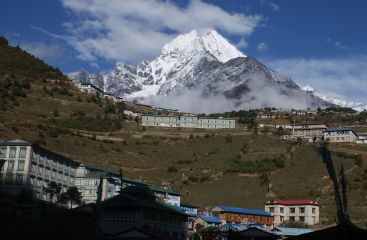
xmin=0 ymin=37 xmax=366 ymax=228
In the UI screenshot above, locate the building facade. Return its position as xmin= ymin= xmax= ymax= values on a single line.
xmin=149 ymin=186 xmax=181 ymax=206
xmin=99 ymin=186 xmax=188 ymax=240
xmin=323 ymin=128 xmax=357 ymax=143
xmin=75 ymin=164 xmax=122 ymax=204
xmin=265 ymin=200 xmax=319 ymax=226
xmin=142 ymin=115 xmax=236 ymax=129
xmin=356 ymin=133 xmax=367 ymax=144
xmin=210 ymin=206 xmax=273 ymax=226
xmin=75 ymin=83 xmax=103 ymax=94
xmin=0 ymin=139 xmax=79 ymax=201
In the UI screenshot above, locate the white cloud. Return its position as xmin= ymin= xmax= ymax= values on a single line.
xmin=257 ymin=42 xmax=268 ymax=52
xmin=325 ymin=37 xmax=347 ymax=49
xmin=266 ymin=55 xmax=367 ymax=104
xmin=236 ymin=38 xmax=248 ymax=49
xmin=260 ymin=0 xmax=280 ymax=12
xmin=269 ymin=3 xmax=280 ymax=12
xmin=20 ymin=42 xmax=64 ymax=60
xmin=59 ymin=0 xmax=262 ymax=64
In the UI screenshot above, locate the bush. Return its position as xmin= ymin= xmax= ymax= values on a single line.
xmin=229 ymin=157 xmax=285 ymax=174
xmin=167 ymin=166 xmax=178 ymax=172
xmin=225 ymin=134 xmax=232 ymax=144
xmin=355 ymin=155 xmax=364 ymax=167
xmin=274 ymin=156 xmax=286 ymax=168
xmin=47 ymin=128 xmax=58 ymax=138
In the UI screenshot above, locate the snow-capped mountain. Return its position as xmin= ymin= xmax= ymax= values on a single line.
xmin=69 ymin=29 xmax=330 ymax=113
xmin=302 ymin=85 xmax=367 ymax=112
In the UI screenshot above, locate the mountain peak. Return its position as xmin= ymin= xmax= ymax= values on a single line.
xmin=162 ymin=29 xmax=245 ymax=63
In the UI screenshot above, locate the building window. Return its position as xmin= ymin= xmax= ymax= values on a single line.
xmin=299 ymin=207 xmax=305 ymax=213
xmin=290 ymin=208 xmax=296 ymax=214
xmin=289 ymin=216 xmax=295 ymax=222
xmin=299 ymin=216 xmax=305 ymax=222
xmin=0 ymin=147 xmax=6 ymax=158
xmin=280 ymin=207 xmax=284 ymax=213
xmin=6 ymin=161 xmax=14 ymax=173
xmin=15 ymin=174 xmax=23 ymax=185
xmin=312 ymin=208 xmax=316 ymax=214
xmin=9 ymin=147 xmax=16 ymax=158
xmin=17 ymin=160 xmax=25 ymax=172
xmin=269 ymin=207 xmax=274 ymax=213
xmin=5 ymin=174 xmax=13 ymax=184
xmin=19 ymin=147 xmax=26 ymax=159
xmin=280 ymin=216 xmax=284 ymax=222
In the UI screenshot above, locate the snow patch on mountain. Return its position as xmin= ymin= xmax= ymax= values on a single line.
xmin=302 ymin=85 xmax=367 ymax=111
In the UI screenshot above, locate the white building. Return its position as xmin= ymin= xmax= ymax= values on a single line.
xmin=75 ymin=83 xmax=103 ymax=94
xmin=149 ymin=185 xmax=181 ymax=206
xmin=356 ymin=133 xmax=367 ymax=144
xmin=290 ymin=124 xmax=328 ymax=141
xmin=142 ymin=115 xmax=236 ymax=129
xmin=265 ymin=200 xmax=319 ymax=226
xmin=323 ymin=128 xmax=357 ymax=143
xmin=0 ymin=139 xmax=79 ymax=201
xmin=75 ymin=164 xmax=121 ymax=204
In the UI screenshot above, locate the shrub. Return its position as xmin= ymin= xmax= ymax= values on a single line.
xmin=47 ymin=128 xmax=58 ymax=138
xmin=167 ymin=166 xmax=178 ymax=172
xmin=188 ymin=176 xmax=199 ymax=183
xmin=355 ymin=155 xmax=364 ymax=167
xmin=225 ymin=134 xmax=232 ymax=144
xmin=274 ymin=156 xmax=286 ymax=168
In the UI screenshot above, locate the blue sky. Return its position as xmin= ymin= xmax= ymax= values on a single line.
xmin=1 ymin=0 xmax=367 ymax=104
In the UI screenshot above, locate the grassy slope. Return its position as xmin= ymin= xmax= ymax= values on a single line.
xmin=0 ymin=38 xmax=367 ymax=227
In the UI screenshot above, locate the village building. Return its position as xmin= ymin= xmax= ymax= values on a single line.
xmin=141 ymin=115 xmax=236 ymax=129
xmin=75 ymin=164 xmax=121 ymax=204
xmin=192 ymin=214 xmax=222 ymax=233
xmin=75 ymin=82 xmax=103 ymax=95
xmin=323 ymin=128 xmax=357 ymax=143
xmin=180 ymin=203 xmax=198 ymax=215
xmin=210 ymin=206 xmax=273 ymax=227
xmin=265 ymin=200 xmax=320 ymax=226
xmin=356 ymin=133 xmax=367 ymax=144
xmin=290 ymin=124 xmax=328 ymax=141
xmin=99 ymin=185 xmax=188 ymax=240
xmin=149 ymin=186 xmax=181 ymax=207
xmin=0 ymin=139 xmax=79 ymax=201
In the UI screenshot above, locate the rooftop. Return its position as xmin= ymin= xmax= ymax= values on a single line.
xmin=149 ymin=185 xmax=180 ymax=196
xmin=197 ymin=214 xmax=222 ymax=224
xmin=324 ymin=127 xmax=353 ymax=132
xmin=214 ymin=205 xmax=272 ymax=216
xmin=266 ymin=200 xmax=319 ymax=206
xmin=272 ymin=227 xmax=313 ymax=236
xmin=102 ymin=187 xmax=186 ymax=216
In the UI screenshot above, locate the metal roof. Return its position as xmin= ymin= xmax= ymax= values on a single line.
xmin=272 ymin=227 xmax=313 ymax=236
xmin=324 ymin=127 xmax=353 ymax=132
xmin=266 ymin=200 xmax=319 ymax=206
xmin=197 ymin=214 xmax=222 ymax=224
xmin=214 ymin=205 xmax=272 ymax=216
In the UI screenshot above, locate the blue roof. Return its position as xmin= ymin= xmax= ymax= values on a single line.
xmin=216 ymin=206 xmax=272 ymax=216
xmin=324 ymin=127 xmax=352 ymax=132
xmin=272 ymin=227 xmax=312 ymax=236
xmin=197 ymin=214 xmax=222 ymax=224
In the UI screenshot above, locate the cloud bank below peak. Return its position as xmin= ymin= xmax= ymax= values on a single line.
xmin=60 ymin=0 xmax=262 ymax=64
xmin=265 ymin=55 xmax=367 ymax=105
